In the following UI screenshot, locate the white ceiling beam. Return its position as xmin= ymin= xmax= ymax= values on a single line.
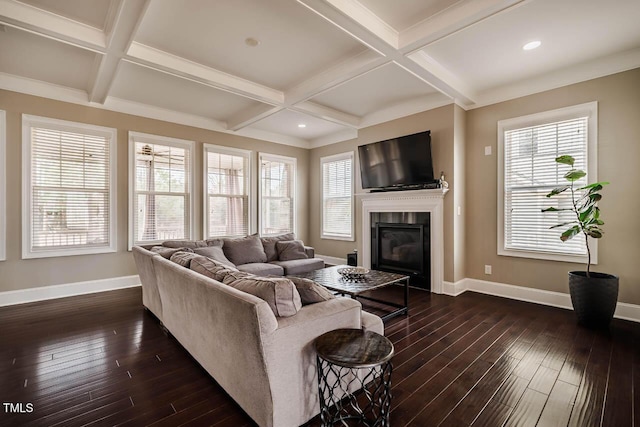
xmin=296 ymin=0 xmax=475 ymax=106
xmin=126 ymin=42 xmax=284 ymax=105
xmin=292 ymin=101 xmax=360 ymax=128
xmin=0 ymin=0 xmax=105 ymax=51
xmin=88 ymin=0 xmax=149 ymax=104
xmin=285 ymin=49 xmax=387 ymax=103
xmin=226 ymin=104 xmax=283 ymax=131
xmin=399 ymin=0 xmax=528 ymax=53
xmin=322 ymin=0 xmax=398 ymax=48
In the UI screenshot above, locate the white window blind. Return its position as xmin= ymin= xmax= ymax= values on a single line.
xmin=259 ymin=154 xmax=295 ymax=236
xmin=22 ymin=116 xmax=116 ymax=258
xmin=130 ymin=133 xmax=193 ymax=247
xmin=499 ymin=102 xmax=597 ymax=262
xmin=205 ymin=145 xmax=250 ymax=238
xmin=321 ymin=152 xmax=353 ymax=240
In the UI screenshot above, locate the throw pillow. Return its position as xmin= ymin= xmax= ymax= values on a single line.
xmin=151 ymin=246 xmax=194 ymax=259
xmin=221 ymin=270 xmax=253 ymax=285
xmin=261 ymin=232 xmax=295 ymax=262
xmin=190 ymin=256 xmax=237 ymax=282
xmin=162 ymin=240 xmax=208 ymax=249
xmin=225 ymin=276 xmax=302 ymax=317
xmin=276 ymin=240 xmax=308 ymax=261
xmin=287 ymin=277 xmax=335 ymax=305
xmin=223 ymin=234 xmax=268 ymax=265
xmin=193 ymin=246 xmax=237 ymax=269
xmin=170 ymin=251 xmax=200 ymax=268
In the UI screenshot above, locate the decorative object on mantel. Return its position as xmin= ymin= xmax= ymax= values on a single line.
xmin=542 ymin=155 xmax=617 ymax=328
xmin=337 ymin=267 xmax=369 ymax=281
xmin=439 ymin=171 xmax=449 ymax=189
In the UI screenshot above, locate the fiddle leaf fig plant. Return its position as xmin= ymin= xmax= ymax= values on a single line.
xmin=542 ymin=155 xmax=608 ymax=276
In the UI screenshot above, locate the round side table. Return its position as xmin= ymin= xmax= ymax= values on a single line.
xmin=314 ymin=328 xmax=394 ymax=427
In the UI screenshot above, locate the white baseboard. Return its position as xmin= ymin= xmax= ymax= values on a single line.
xmin=317 ymin=255 xmax=347 ymax=266
xmin=442 ymin=280 xmax=467 ymax=296
xmin=0 ymin=275 xmax=141 ymax=307
xmin=460 ymin=277 xmax=640 ymax=323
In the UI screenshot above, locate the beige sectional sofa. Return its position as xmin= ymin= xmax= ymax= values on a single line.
xmin=133 ymin=241 xmax=384 ymax=427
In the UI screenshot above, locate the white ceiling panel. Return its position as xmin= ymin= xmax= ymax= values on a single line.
xmin=134 ymin=0 xmax=367 ymax=90
xmin=0 ymin=26 xmax=96 ymax=91
xmin=358 ymin=0 xmax=461 ymax=31
xmin=250 ymin=109 xmax=351 ymax=141
xmin=110 ymin=61 xmax=263 ymax=122
xmin=423 ymin=0 xmax=640 ymax=92
xmin=18 ymin=0 xmax=113 ymax=30
xmin=311 ymin=63 xmax=440 ymax=117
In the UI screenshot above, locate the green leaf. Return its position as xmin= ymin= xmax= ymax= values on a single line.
xmin=564 ymin=170 xmax=586 ymax=181
xmin=560 ymin=225 xmax=581 ymax=242
xmin=541 ymin=207 xmax=572 ymax=212
xmin=549 ymin=221 xmax=577 ymax=229
xmin=579 ymin=206 xmax=594 ymax=222
xmin=586 ymin=228 xmax=603 ymax=238
xmin=555 ymin=155 xmax=575 ymax=166
xmin=579 ymin=182 xmax=609 ymax=190
xmin=545 ymin=186 xmax=570 ymax=197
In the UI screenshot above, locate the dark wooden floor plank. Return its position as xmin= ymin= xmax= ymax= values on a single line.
xmin=1 ymin=286 xmax=638 ymax=427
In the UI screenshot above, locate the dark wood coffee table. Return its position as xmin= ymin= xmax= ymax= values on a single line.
xmin=292 ymin=265 xmax=409 ymax=322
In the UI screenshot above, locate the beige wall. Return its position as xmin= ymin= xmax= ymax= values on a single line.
xmin=0 ymin=90 xmax=309 ymax=292
xmin=308 ymin=105 xmax=460 ymax=282
xmin=466 ymin=68 xmax=640 ymax=305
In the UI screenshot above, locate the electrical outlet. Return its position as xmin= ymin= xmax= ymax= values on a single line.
xmin=484 ymin=265 xmax=492 ymax=275
xmin=484 ymin=146 xmax=492 ymax=156
xmin=457 ymin=206 xmax=461 ymax=216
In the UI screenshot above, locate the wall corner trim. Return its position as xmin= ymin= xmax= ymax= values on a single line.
xmin=0 ymin=275 xmax=141 ymax=307
xmin=442 ymin=279 xmax=467 ymax=296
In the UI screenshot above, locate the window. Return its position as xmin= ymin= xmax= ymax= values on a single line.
xmin=0 ymin=110 xmax=5 ymax=261
xmin=204 ymin=144 xmax=251 ymax=238
xmin=498 ymin=102 xmax=598 ymax=262
xmin=259 ymin=153 xmax=296 ymax=236
xmin=129 ymin=132 xmax=194 ymax=249
xmin=22 ymin=115 xmax=117 ymax=258
xmin=321 ymin=152 xmax=354 ymax=240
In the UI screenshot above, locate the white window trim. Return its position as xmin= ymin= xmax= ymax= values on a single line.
xmin=321 ymin=151 xmax=355 ymax=241
xmin=0 ymin=110 xmax=6 ymax=261
xmin=258 ymin=152 xmax=296 ymax=237
xmin=128 ymin=132 xmax=195 ymax=250
xmin=497 ymin=101 xmax=598 ymax=263
xmin=21 ymin=115 xmax=117 ymax=259
xmin=203 ymin=143 xmax=253 ymax=238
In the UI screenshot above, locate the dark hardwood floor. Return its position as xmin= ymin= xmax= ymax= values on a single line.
xmin=1 ymin=286 xmax=638 ymax=426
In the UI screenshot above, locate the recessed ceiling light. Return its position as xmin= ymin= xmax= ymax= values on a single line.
xmin=245 ymin=37 xmax=259 ymax=47
xmin=523 ymin=40 xmax=541 ymax=51
xmin=298 ymin=124 xmax=307 ymax=128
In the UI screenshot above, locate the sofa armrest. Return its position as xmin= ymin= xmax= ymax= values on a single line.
xmin=261 ymin=297 xmax=364 ymax=426
xmin=304 ymin=245 xmax=315 ymax=258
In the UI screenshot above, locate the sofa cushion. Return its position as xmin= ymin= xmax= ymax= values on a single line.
xmin=169 ymin=251 xmax=200 ymax=268
xmin=237 ymin=263 xmax=284 ymax=276
xmin=162 ymin=240 xmax=209 ymax=249
xmin=261 ymin=232 xmax=295 ymax=262
xmin=287 ymin=277 xmax=335 ymax=305
xmin=225 ymin=276 xmax=302 ymax=317
xmin=221 ymin=270 xmax=254 ymax=285
xmin=193 ymin=246 xmax=236 ymax=269
xmin=190 ymin=256 xmax=238 ymax=282
xmin=276 ymin=240 xmax=308 ymax=261
xmin=223 ymin=234 xmax=268 ymax=265
xmin=151 ymin=246 xmax=194 ymax=259
xmin=271 ymin=258 xmax=325 ymax=275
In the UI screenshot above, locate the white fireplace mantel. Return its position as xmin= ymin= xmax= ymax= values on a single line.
xmin=359 ymin=188 xmax=449 ymax=294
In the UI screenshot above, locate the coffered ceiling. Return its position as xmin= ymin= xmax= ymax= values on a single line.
xmin=1 ymin=0 xmax=639 ymax=148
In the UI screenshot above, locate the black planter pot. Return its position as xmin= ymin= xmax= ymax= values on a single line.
xmin=568 ymin=271 xmax=619 ymax=328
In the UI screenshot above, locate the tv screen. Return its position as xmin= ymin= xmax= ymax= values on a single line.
xmin=358 ymin=130 xmax=435 ymax=189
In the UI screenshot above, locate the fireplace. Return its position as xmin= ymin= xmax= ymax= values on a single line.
xmin=371 ymin=215 xmax=430 ymax=289
xmin=360 ymin=188 xmax=447 ymax=294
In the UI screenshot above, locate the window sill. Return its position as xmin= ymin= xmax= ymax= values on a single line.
xmin=22 ymin=246 xmax=117 ymax=259
xmin=321 ymin=234 xmax=355 ymax=242
xmin=498 ymin=247 xmax=596 ymax=264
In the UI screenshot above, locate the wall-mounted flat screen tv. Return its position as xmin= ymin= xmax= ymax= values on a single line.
xmin=358 ymin=130 xmax=435 ymax=190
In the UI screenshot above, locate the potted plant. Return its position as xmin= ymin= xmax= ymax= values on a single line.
xmin=542 ymin=155 xmax=618 ymax=327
